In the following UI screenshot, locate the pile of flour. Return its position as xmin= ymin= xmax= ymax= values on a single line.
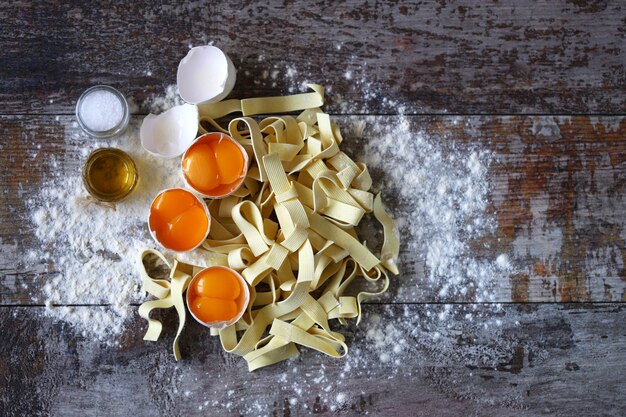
xmin=27 ymin=114 xmax=182 ymax=342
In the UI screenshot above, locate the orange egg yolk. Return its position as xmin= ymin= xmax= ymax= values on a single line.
xmin=188 ymin=267 xmax=245 ymax=324
xmin=182 ymin=134 xmax=246 ymax=197
xmin=149 ymin=188 xmax=209 ymax=252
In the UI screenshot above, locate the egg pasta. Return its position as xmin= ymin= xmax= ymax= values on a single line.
xmin=138 ymin=85 xmax=400 ymax=370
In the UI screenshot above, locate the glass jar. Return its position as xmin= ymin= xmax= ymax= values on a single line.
xmin=76 ymin=85 xmax=130 ymax=138
xmin=82 ymin=148 xmax=138 ymax=202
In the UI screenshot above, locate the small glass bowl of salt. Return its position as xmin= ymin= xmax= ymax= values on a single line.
xmin=76 ymin=85 xmax=130 ymax=138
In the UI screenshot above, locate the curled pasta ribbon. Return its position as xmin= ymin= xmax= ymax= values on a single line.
xmin=137 ymin=250 xmax=192 ymax=361
xmin=373 ymin=194 xmax=400 ymax=275
xmin=139 ymin=85 xmax=400 ymax=370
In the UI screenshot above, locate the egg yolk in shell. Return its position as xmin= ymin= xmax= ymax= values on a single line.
xmin=188 ymin=267 xmax=246 ymax=324
xmin=182 ymin=133 xmax=247 ymax=197
xmin=148 ymin=188 xmax=210 ymax=252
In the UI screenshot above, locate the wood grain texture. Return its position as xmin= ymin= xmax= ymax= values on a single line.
xmin=1 ymin=303 xmax=624 ymax=417
xmin=1 ymin=115 xmax=625 ymax=304
xmin=2 ymin=2 xmax=626 ymax=415
xmin=1 ymin=0 xmax=624 ymax=115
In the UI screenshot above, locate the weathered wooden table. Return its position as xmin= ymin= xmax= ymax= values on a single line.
xmin=1 ymin=1 xmax=625 ymax=416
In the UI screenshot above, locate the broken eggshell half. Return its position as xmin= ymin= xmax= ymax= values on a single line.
xmin=177 ymin=45 xmax=236 ymax=105
xmin=140 ymin=104 xmax=199 ymax=158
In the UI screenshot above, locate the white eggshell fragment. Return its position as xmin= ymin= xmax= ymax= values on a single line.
xmin=177 ymin=45 xmax=236 ymax=104
xmin=140 ymin=104 xmax=199 ymax=158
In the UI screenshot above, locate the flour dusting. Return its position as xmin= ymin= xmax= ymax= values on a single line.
xmin=27 ymin=117 xmax=182 ymax=341
xmin=145 ymin=84 xmax=184 ymax=113
xmin=353 ymin=116 xmax=508 ymax=304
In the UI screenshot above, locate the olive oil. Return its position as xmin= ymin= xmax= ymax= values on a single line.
xmin=83 ymin=148 xmax=137 ymax=202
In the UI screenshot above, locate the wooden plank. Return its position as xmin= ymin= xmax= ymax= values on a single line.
xmin=2 ymin=115 xmax=626 ymax=304
xmin=0 ymin=303 xmax=624 ymax=416
xmin=1 ymin=1 xmax=625 ymax=115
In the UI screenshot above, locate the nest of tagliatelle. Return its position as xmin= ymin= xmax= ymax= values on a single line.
xmin=138 ymin=84 xmax=400 ymax=371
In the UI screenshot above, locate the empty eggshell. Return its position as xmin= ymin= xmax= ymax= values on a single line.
xmin=140 ymin=104 xmax=198 ymax=158
xmin=177 ymin=45 xmax=236 ymax=104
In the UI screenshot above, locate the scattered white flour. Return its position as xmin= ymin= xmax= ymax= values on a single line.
xmin=27 ymin=112 xmax=183 ymax=341
xmin=496 ymin=253 xmax=512 ymax=270
xmin=354 ymin=116 xmax=510 ymax=303
xmin=365 ymin=314 xmax=407 ymax=364
xmin=145 ymin=84 xmax=185 ymax=113
xmin=190 ymin=307 xmax=521 ymax=414
xmin=353 ymin=304 xmax=521 ymax=375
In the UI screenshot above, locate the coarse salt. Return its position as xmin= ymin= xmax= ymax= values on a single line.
xmin=79 ymin=89 xmax=124 ymax=132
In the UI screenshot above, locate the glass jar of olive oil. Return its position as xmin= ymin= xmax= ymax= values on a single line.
xmin=82 ymin=148 xmax=138 ymax=202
